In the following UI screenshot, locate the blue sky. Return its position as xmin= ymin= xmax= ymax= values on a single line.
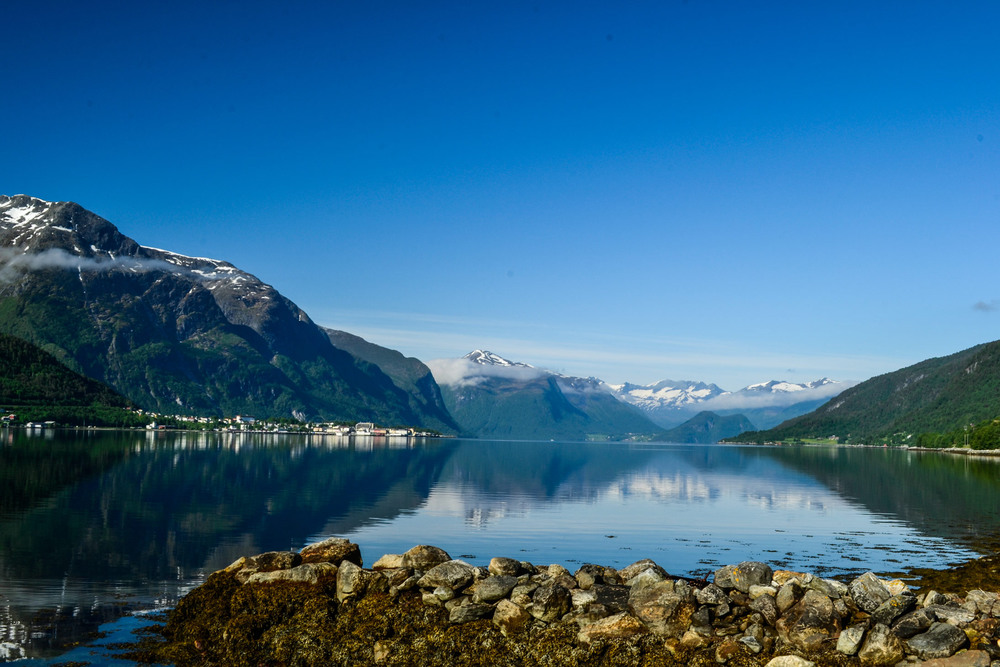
xmin=3 ymin=1 xmax=998 ymax=389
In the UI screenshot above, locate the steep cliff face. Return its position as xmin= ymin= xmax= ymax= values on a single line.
xmin=0 ymin=195 xmax=456 ymax=430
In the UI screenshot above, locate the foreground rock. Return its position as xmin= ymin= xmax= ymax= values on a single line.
xmin=126 ymin=540 xmax=1000 ymax=666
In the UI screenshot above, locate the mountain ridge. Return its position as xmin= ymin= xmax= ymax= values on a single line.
xmin=0 ymin=195 xmax=457 ymax=431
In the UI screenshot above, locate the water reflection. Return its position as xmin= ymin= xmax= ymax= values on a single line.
xmin=3 ymin=434 xmax=1000 ymax=662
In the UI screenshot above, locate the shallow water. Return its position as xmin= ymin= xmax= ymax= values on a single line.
xmin=2 ymin=430 xmax=996 ymax=663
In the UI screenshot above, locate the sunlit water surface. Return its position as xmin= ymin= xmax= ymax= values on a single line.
xmin=4 ymin=430 xmax=999 ymax=664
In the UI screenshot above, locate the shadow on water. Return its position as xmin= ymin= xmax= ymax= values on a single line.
xmin=756 ymin=445 xmax=1000 ymax=555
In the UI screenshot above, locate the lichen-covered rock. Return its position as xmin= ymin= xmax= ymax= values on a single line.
xmin=472 ymin=575 xmax=519 ymax=603
xmin=849 ymin=571 xmax=892 ymax=613
xmin=857 ymin=623 xmax=905 ymax=665
xmin=402 ymin=544 xmax=451 ymax=571
xmin=871 ymin=591 xmax=916 ymax=626
xmin=336 ymin=560 xmax=373 ymax=602
xmin=905 ymin=622 xmax=969 ymax=660
xmin=245 ymin=562 xmax=338 ymax=586
xmin=418 ymin=560 xmax=475 ymax=591
xmin=300 ymin=537 xmax=362 ymax=567
xmin=619 ymin=558 xmax=668 ymax=582
xmin=776 ymin=580 xmax=804 ymax=613
xmin=836 ymin=623 xmax=866 ymax=655
xmin=715 ymin=561 xmax=773 ymax=593
xmin=775 ymin=589 xmax=842 ymax=652
xmin=372 ymin=553 xmax=405 ymax=570
xmin=448 ymin=601 xmax=495 ymax=624
xmin=492 ymin=598 xmax=532 ymax=636
xmin=892 ymin=606 xmax=936 ymax=638
xmin=576 ymin=612 xmax=647 ymax=645
xmin=530 ymin=584 xmax=572 ymax=623
xmin=628 ymin=581 xmax=695 ymax=637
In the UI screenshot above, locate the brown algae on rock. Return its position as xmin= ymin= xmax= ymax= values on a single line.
xmin=122 ymin=540 xmax=1000 ymax=666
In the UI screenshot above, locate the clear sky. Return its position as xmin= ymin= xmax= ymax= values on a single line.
xmin=3 ymin=1 xmax=998 ymax=389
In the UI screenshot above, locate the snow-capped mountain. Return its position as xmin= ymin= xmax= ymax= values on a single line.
xmin=464 ymin=350 xmax=533 ymax=368
xmin=612 ymin=377 xmax=850 ymax=430
xmin=608 ymin=379 xmax=726 ymax=411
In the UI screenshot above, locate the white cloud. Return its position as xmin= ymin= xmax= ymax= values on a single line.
xmin=426 ymin=357 xmax=547 ymax=387
xmin=701 ymin=381 xmax=856 ymax=411
xmin=0 ymin=247 xmax=225 ymax=284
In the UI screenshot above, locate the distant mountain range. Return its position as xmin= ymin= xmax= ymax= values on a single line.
xmin=430 ymin=350 xmax=664 ymax=441
xmin=729 ymin=340 xmax=1000 ymax=444
xmin=610 ymin=377 xmax=849 ymax=430
xmin=0 ymin=195 xmax=458 ymax=431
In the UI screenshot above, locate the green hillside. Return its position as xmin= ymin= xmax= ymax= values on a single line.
xmin=730 ymin=340 xmax=1000 ymax=444
xmin=0 ymin=333 xmax=143 ymax=426
xmin=663 ymin=411 xmax=756 ymax=444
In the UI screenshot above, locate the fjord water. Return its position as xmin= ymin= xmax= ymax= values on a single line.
xmin=3 ymin=432 xmax=999 ymax=663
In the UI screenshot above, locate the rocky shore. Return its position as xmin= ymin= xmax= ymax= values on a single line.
xmin=129 ymin=538 xmax=1000 ymax=666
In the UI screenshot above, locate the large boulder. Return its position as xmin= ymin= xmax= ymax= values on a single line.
xmin=905 ymin=622 xmax=969 ymax=660
xmin=417 ymin=560 xmax=475 ymax=591
xmin=628 ymin=581 xmax=696 ymax=637
xmin=401 ymin=544 xmax=452 ymax=571
xmin=857 ymin=623 xmax=905 ymax=665
xmin=299 ymin=537 xmax=362 ymax=566
xmin=849 ymin=572 xmax=891 ymax=613
xmin=244 ymin=562 xmax=338 ymax=586
xmin=775 ymin=589 xmax=842 ymax=652
xmin=715 ymin=561 xmax=774 ymax=593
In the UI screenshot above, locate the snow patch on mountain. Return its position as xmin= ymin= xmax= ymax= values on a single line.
xmin=428 ymin=350 xmax=546 ymax=387
xmin=614 ymin=377 xmax=852 ymax=413
xmin=0 ymin=195 xmax=273 ymax=302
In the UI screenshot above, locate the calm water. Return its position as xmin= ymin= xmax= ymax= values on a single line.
xmin=4 ymin=430 xmax=1000 ymax=663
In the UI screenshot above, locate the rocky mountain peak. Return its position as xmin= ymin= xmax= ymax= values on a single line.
xmin=463 ymin=350 xmax=533 ymax=368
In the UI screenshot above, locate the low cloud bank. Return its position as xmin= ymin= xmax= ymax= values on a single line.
xmin=427 ymin=358 xmax=547 ymax=387
xmin=701 ymin=380 xmax=855 ymax=411
xmin=0 ymin=248 xmax=223 ymax=283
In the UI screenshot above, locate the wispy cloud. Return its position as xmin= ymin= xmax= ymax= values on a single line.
xmin=973 ymin=300 xmax=1000 ymax=312
xmin=0 ymin=248 xmax=224 ymax=284
xmin=701 ymin=381 xmax=856 ymax=410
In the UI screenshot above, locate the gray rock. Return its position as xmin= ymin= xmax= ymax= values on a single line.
xmin=871 ymin=592 xmax=916 ymax=626
xmin=715 ymin=561 xmax=774 ymax=593
xmin=905 ymin=622 xmax=969 ymax=660
xmin=299 ymin=537 xmax=362 ymax=567
xmin=924 ymin=603 xmax=976 ymax=625
xmin=892 ymin=606 xmax=936 ymax=638
xmin=574 ymin=564 xmax=605 ymax=590
xmin=628 ymin=580 xmax=696 ymax=637
xmin=448 ymin=602 xmax=495 ymax=624
xmin=336 ymin=560 xmax=373 ymax=602
xmin=619 ymin=558 xmax=668 ymax=582
xmin=252 ymin=550 xmax=302 ymax=572
xmin=695 ymin=582 xmax=728 ymax=605
xmin=848 ymin=571 xmax=891 ymax=613
xmin=764 ymin=658 xmax=816 ymax=667
xmin=244 ymin=562 xmax=338 ymax=586
xmin=922 ymin=590 xmax=948 ymax=607
xmin=774 ymin=589 xmax=842 ymax=652
xmin=776 ymin=581 xmax=804 ymax=613
xmin=401 ymin=544 xmax=451 ymax=571
xmin=808 ymin=577 xmax=848 ymax=599
xmin=488 ymin=556 xmax=522 ymax=576
xmin=836 ymin=623 xmax=866 ymax=655
xmin=739 ymin=635 xmax=763 ymax=653
xmin=472 ymin=575 xmax=519 ymax=603
xmin=750 ymin=592 xmax=779 ymax=625
xmin=530 ymin=583 xmax=572 ymax=622
xmin=417 ymin=560 xmax=474 ymax=591
xmin=627 ymin=568 xmax=667 ymax=589
xmin=966 ymin=589 xmax=998 ymax=615
xmin=857 ymin=624 xmax=905 ymax=665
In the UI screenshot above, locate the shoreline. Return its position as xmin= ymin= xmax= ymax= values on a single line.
xmin=126 ymin=538 xmax=1000 ymax=667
